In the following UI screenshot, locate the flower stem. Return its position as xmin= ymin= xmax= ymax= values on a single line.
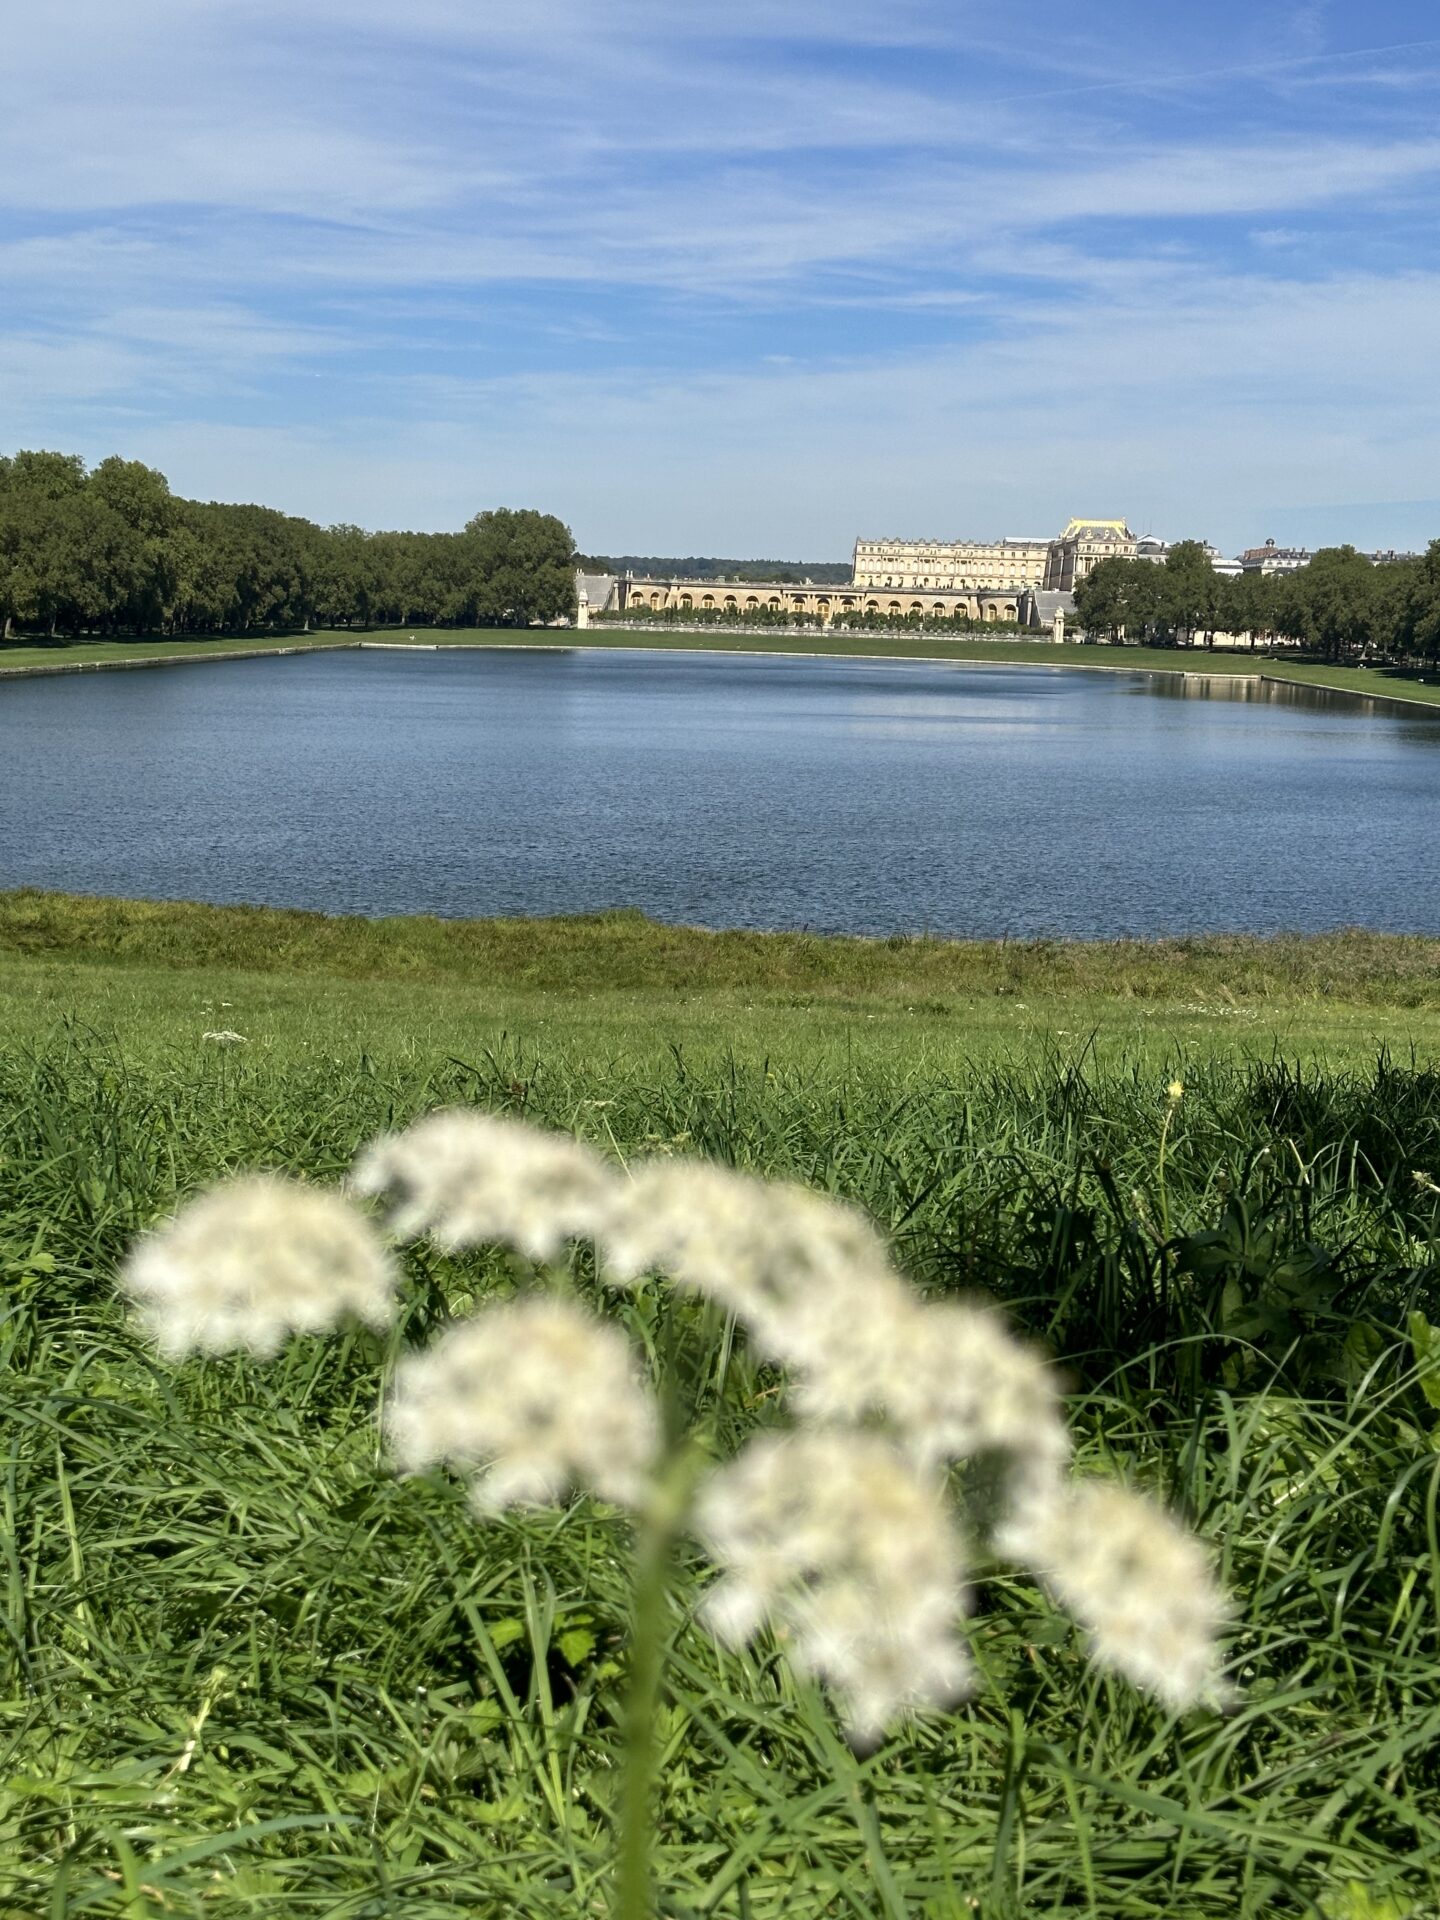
xmin=1157 ymin=1084 xmax=1184 ymax=1243
xmin=614 ymin=1451 xmax=697 ymax=1920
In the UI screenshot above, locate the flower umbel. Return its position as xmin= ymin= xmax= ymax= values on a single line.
xmin=1000 ymin=1480 xmax=1229 ymax=1710
xmin=874 ymin=1300 xmax=1072 ymax=1492
xmin=119 ymin=1174 xmax=398 ymax=1358
xmin=601 ymin=1162 xmax=915 ymax=1397
xmin=385 ymin=1296 xmax=660 ymax=1514
xmin=695 ymin=1429 xmax=972 ymax=1744
xmin=353 ymin=1108 xmax=614 ymax=1262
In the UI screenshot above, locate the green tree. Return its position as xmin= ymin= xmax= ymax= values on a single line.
xmin=1074 ymin=557 xmax=1161 ymax=640
xmin=89 ymin=456 xmax=177 ymax=629
xmin=1222 ymin=569 xmax=1279 ymax=649
xmin=1157 ymin=541 xmax=1224 ymax=646
xmin=0 ymin=451 xmax=90 ymax=635
xmin=1387 ymin=542 xmax=1440 ymax=662
xmin=1277 ymin=547 xmax=1377 ymax=661
xmin=459 ymin=508 xmax=576 ymax=627
xmin=1 ymin=449 xmax=87 ymax=502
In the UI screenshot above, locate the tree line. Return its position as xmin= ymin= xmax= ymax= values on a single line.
xmin=0 ymin=450 xmax=577 ymax=639
xmin=1074 ymin=539 xmax=1440 ymax=661
xmin=578 ymin=555 xmax=852 ymax=585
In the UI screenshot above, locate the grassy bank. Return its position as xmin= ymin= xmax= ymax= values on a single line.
xmin=3 ymin=900 xmax=1440 ymax=1915
xmin=0 ymin=632 xmax=353 ymax=673
xmin=3 ymin=891 xmax=1439 ymax=1073
xmin=4 ymin=625 xmax=1440 ymax=712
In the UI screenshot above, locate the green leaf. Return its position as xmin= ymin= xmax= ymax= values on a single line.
xmin=1320 ymin=1879 xmax=1413 ymax=1920
xmin=556 ymin=1625 xmax=597 ymax=1667
xmin=1339 ymin=1320 xmax=1385 ymax=1385
xmin=1408 ymin=1312 xmax=1440 ymax=1410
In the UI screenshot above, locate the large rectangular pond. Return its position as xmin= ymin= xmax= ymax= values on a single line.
xmin=2 ymin=647 xmax=1438 ymax=938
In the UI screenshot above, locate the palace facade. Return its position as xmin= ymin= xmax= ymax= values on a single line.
xmin=851 ymin=535 xmax=1050 ymax=593
xmin=850 ymin=519 xmax=1137 ymax=595
xmin=1042 ymin=519 xmax=1138 ymax=590
xmin=612 ymin=577 xmax=1031 ymax=624
xmin=598 ymin=517 xmax=1137 ymax=636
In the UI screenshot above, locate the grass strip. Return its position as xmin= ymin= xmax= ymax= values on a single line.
xmin=3 ymin=889 xmax=1438 ymax=1005
xmin=4 ymin=625 xmax=1440 ymax=711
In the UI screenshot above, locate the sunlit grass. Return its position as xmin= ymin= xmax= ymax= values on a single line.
xmin=2 ymin=1006 xmax=1440 ymax=1904
xmin=3 ymin=939 xmax=1439 ymax=1912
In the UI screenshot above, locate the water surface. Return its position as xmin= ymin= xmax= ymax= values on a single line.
xmin=2 ymin=648 xmax=1437 ymax=938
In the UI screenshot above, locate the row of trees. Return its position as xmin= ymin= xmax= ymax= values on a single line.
xmin=1074 ymin=539 xmax=1440 ymax=661
xmin=578 ymin=554 xmax=852 ymax=585
xmin=0 ymin=451 xmax=577 ymax=638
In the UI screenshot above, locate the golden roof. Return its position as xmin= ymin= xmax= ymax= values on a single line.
xmin=1059 ymin=518 xmax=1133 ymax=540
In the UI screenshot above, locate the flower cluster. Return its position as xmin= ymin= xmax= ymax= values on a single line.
xmin=385 ymin=1295 xmax=660 ymax=1514
xmin=119 ymin=1105 xmax=1229 ymax=1735
xmin=601 ymin=1161 xmax=915 ymax=1401
xmin=696 ymin=1429 xmax=972 ymax=1746
xmin=119 ymin=1173 xmax=397 ymax=1358
xmin=1000 ymin=1481 xmax=1232 ymax=1711
xmin=352 ymin=1108 xmax=613 ymax=1262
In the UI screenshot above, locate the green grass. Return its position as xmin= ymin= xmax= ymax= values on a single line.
xmin=3 ymin=904 xmax=1440 ymax=1915
xmin=5 ymin=625 xmax=1440 ymax=712
xmin=0 ymin=632 xmax=352 ymax=673
xmin=3 ymin=892 xmax=1439 ymax=1077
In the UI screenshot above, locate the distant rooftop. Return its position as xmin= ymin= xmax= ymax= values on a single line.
xmin=1058 ymin=518 xmax=1133 ymax=541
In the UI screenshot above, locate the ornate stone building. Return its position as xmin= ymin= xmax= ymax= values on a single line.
xmin=613 ymin=577 xmax=1028 ymax=624
xmin=848 ymin=520 xmax=1137 ymax=595
xmin=1239 ymin=538 xmax=1312 ymax=575
xmin=604 ymin=516 xmax=1136 ymax=635
xmin=850 ymin=535 xmax=1050 ymax=593
xmin=1042 ymin=519 xmax=1138 ymax=591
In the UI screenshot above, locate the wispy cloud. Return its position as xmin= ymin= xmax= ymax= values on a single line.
xmin=2 ymin=0 xmax=1438 ymax=553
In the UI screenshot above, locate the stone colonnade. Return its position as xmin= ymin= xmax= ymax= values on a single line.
xmin=615 ymin=579 xmax=1024 ymax=624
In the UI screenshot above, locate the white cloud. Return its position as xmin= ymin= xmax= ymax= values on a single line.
xmin=3 ymin=1 xmax=1439 ymax=554
xmin=28 ymin=262 xmax=1425 ymax=561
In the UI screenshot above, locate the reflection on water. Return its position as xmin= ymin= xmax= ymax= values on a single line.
xmin=1 ymin=647 xmax=1438 ymax=939
xmin=1145 ymin=666 xmax=1440 ymax=730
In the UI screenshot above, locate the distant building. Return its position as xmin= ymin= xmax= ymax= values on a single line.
xmin=851 ymin=535 xmax=1050 ymax=593
xmin=1135 ymin=536 xmax=1241 ymax=578
xmin=1370 ymin=548 xmax=1422 ymax=565
xmin=575 ymin=571 xmax=618 ymax=627
xmin=1042 ymin=519 xmax=1139 ymax=592
xmin=614 ymin=576 xmax=1031 ymax=626
xmin=1239 ymin=538 xmax=1311 ymax=576
xmin=1022 ymin=588 xmax=1077 ymax=642
xmin=612 ymin=517 xmax=1136 ymax=637
xmin=852 ymin=518 xmax=1137 ymax=597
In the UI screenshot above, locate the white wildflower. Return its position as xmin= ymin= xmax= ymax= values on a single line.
xmin=601 ymin=1162 xmax=914 ymax=1386
xmin=119 ymin=1174 xmax=397 ymax=1358
xmin=385 ymin=1296 xmax=659 ymax=1513
xmin=1001 ymin=1480 xmax=1229 ymax=1711
xmin=352 ymin=1109 xmax=615 ymax=1262
xmin=201 ymin=1030 xmax=248 ymax=1044
xmin=695 ymin=1430 xmax=972 ymax=1744
xmin=871 ymin=1301 xmax=1072 ymax=1488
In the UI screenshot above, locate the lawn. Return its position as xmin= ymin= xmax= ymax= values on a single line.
xmin=3 ymin=892 xmax=1439 ymax=1075
xmin=2 ymin=900 xmax=1439 ymax=1915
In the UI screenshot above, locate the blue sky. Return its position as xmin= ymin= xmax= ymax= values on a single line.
xmin=3 ymin=1 xmax=1440 ymax=557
